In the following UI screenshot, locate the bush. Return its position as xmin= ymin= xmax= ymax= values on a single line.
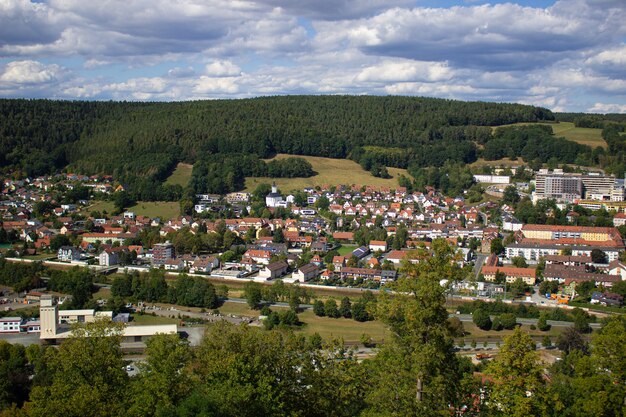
xmin=491 ymin=317 xmax=503 ymax=331
xmin=499 ymin=313 xmax=517 ymax=330
xmin=313 ymin=300 xmax=325 ymax=317
xmin=324 ymin=299 xmax=340 ymax=318
xmin=473 ymin=309 xmax=492 ymax=330
xmin=537 ymin=313 xmax=551 ymax=331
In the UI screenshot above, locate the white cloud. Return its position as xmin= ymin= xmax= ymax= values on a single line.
xmin=355 ymin=59 xmax=454 ymax=83
xmin=0 ymin=0 xmax=624 ymax=112
xmin=588 ymin=103 xmax=626 ymax=113
xmin=0 ymin=60 xmax=67 ymax=84
xmin=205 ymin=61 xmax=242 ymax=77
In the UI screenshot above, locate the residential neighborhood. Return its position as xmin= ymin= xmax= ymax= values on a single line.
xmin=2 ymin=166 xmax=626 ymax=312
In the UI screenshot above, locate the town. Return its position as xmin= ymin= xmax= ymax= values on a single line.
xmin=2 ymin=165 xmax=626 ymax=319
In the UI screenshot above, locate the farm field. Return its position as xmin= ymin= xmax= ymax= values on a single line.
xmin=493 ymin=121 xmax=606 ymax=148
xmin=245 ymin=154 xmax=411 ymax=193
xmin=127 ymin=201 xmax=180 ymax=220
xmin=164 ymin=163 xmax=193 ymax=187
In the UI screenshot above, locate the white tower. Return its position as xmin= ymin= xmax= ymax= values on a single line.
xmin=39 ymin=295 xmax=58 ymax=339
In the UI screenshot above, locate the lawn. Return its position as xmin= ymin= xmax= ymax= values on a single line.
xmin=296 ymin=310 xmax=390 ymax=343
xmin=337 ymin=244 xmax=358 ymax=256
xmin=217 ymin=300 xmax=288 ymax=317
xmin=127 ymin=201 xmax=180 ymax=220
xmin=164 ymin=163 xmax=193 ymax=187
xmin=129 ymin=313 xmax=180 ymax=325
xmin=83 ymin=200 xmax=116 ymax=215
xmin=245 ymin=154 xmax=412 ymax=193
xmin=492 ymin=121 xmax=606 ymax=149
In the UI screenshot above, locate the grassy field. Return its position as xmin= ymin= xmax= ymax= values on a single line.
xmin=245 ymin=154 xmax=411 ymax=193
xmin=164 ymin=163 xmax=193 ymax=187
xmin=296 ymin=310 xmax=390 ymax=343
xmin=493 ymin=121 xmax=606 ymax=148
xmin=127 ymin=201 xmax=180 ymax=220
xmin=129 ymin=313 xmax=180 ymax=325
xmin=83 ymin=200 xmax=116 ymax=215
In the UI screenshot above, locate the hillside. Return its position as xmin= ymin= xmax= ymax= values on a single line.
xmin=492 ymin=122 xmax=606 ymax=148
xmin=244 ymin=154 xmax=411 ymax=192
xmin=5 ymin=95 xmax=609 ymax=200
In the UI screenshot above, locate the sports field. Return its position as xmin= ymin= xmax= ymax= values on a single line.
xmin=245 ymin=154 xmax=411 ymax=193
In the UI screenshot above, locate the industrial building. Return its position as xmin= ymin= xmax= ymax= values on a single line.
xmin=39 ymin=295 xmax=177 ymax=345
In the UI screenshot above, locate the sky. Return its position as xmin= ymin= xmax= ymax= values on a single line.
xmin=0 ymin=0 xmax=625 ymax=113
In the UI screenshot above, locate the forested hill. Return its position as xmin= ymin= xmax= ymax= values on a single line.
xmin=1 ymin=96 xmax=557 ymax=196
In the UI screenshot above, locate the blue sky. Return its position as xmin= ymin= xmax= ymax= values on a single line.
xmin=0 ymin=0 xmax=624 ymax=112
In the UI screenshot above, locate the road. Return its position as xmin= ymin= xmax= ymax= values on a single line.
xmin=472 ymin=254 xmax=488 ymax=278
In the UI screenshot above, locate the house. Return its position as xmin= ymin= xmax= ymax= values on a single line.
xmin=243 ymin=249 xmax=272 ymax=265
xmin=292 ymin=263 xmax=319 ymax=282
xmin=99 ymin=249 xmax=119 ymax=266
xmin=0 ymin=317 xmax=22 ymax=334
xmin=352 ymin=246 xmax=371 ymax=259
xmin=57 ymin=246 xmax=82 ymax=262
xmin=257 ymin=260 xmax=289 ymax=280
xmin=190 ymin=257 xmax=219 ymax=274
xmin=590 ymin=292 xmax=623 ymax=307
xmin=481 ymin=266 xmax=537 ymax=285
xmin=337 ymin=267 xmax=397 ymax=283
xmin=608 ymin=260 xmax=626 ymax=280
xmin=163 ymin=258 xmax=184 ymax=271
xmin=613 ymin=212 xmax=626 ymax=227
xmin=543 ymin=264 xmax=621 ymax=287
xmin=332 ymin=256 xmax=346 ymax=269
xmin=369 ymin=240 xmax=388 ymax=252
xmin=332 ymin=232 xmax=354 ymax=242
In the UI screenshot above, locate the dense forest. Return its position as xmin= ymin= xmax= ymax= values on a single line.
xmin=4 ymin=97 xmax=626 ymax=198
xmin=0 ymin=96 xmax=554 ymax=195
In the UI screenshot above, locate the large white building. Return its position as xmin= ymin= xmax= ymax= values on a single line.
xmin=533 ymin=169 xmax=618 ymax=203
xmin=40 ymin=296 xmax=177 ymax=344
xmin=265 ymin=183 xmax=283 ymax=208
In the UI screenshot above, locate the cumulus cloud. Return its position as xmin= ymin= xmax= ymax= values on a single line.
xmin=0 ymin=60 xmax=68 ymax=84
xmin=0 ymin=0 xmax=624 ymax=112
xmin=255 ymin=0 xmax=415 ymax=20
xmin=313 ymin=2 xmax=625 ymax=71
xmin=205 ymin=61 xmax=241 ymax=77
xmin=355 ymin=60 xmax=454 ymax=83
xmin=588 ymin=103 xmax=626 ymax=114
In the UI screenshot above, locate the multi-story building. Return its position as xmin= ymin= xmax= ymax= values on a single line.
xmin=533 ymin=169 xmax=617 ymax=203
xmin=506 ymin=224 xmax=625 ymax=262
xmin=152 ymin=241 xmax=174 ymax=266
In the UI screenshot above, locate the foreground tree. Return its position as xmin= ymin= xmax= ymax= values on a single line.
xmin=485 ymin=327 xmax=546 ymax=417
xmin=365 ymin=239 xmax=473 ymax=415
xmin=26 ymin=320 xmax=129 ymax=417
xmin=189 ymin=321 xmax=365 ymax=417
xmin=128 ymin=334 xmax=192 ymax=416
